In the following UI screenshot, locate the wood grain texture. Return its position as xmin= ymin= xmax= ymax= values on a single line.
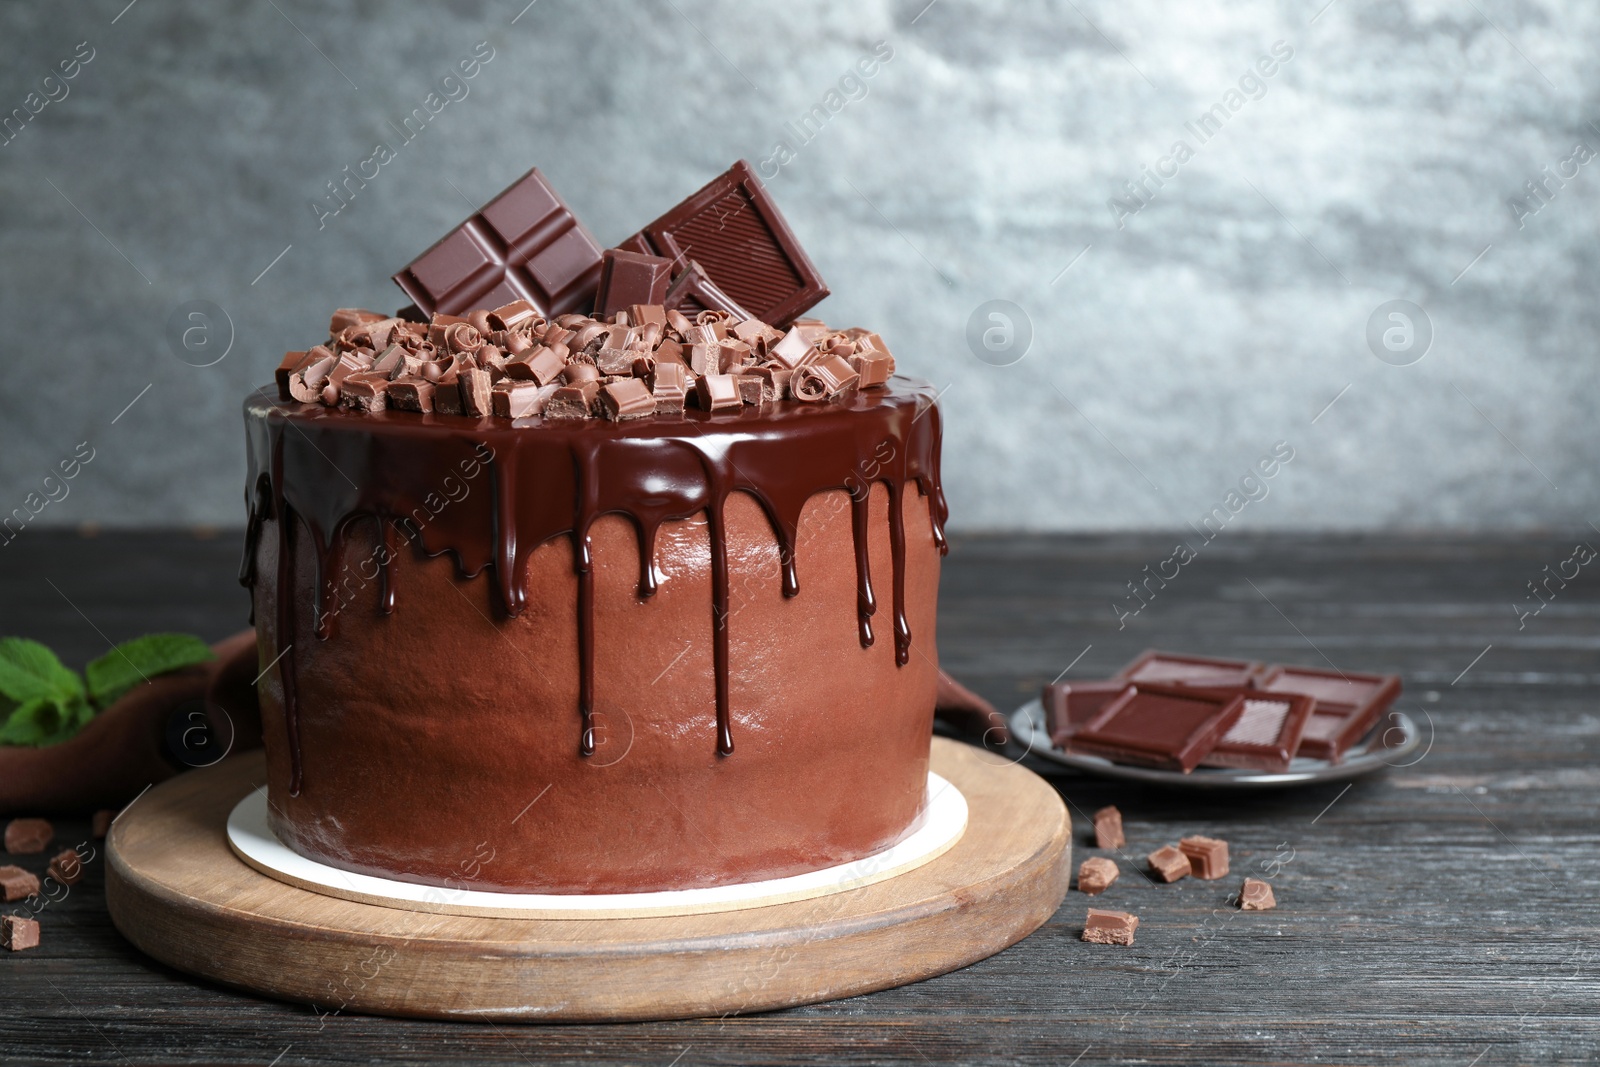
xmin=2 ymin=531 xmax=1598 ymax=1064
xmin=103 ymin=741 xmax=1068 ymax=1022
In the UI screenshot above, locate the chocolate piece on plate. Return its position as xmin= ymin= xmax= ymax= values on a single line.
xmin=1114 ymin=649 xmax=1263 ymax=689
xmin=1178 ymin=835 xmax=1229 ymax=880
xmin=1 ymin=914 xmax=39 ymax=951
xmin=1092 ymin=805 xmax=1125 ymax=850
xmin=617 ymin=160 xmax=828 ymax=327
xmin=1147 ymin=844 xmax=1191 ymax=883
xmin=393 ymin=167 xmax=604 ymax=318
xmin=1193 ymin=688 xmax=1315 ymax=773
xmin=0 ymin=864 xmax=39 ymax=902
xmin=594 ymin=249 xmax=675 ymax=318
xmin=4 ymin=818 xmax=52 ymax=855
xmin=1239 ymin=877 xmax=1277 ymax=910
xmin=1082 ymin=908 xmax=1139 ymax=946
xmin=1078 ymin=857 xmax=1119 ymax=896
xmin=1064 ymin=684 xmax=1245 ymax=773
xmin=1044 ymin=680 xmax=1130 ymax=746
xmin=1257 ymin=665 xmax=1402 ymax=762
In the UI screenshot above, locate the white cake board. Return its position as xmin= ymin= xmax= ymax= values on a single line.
xmin=227 ymin=772 xmax=967 ymax=920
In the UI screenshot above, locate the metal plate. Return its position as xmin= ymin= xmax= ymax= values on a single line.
xmin=1008 ymin=699 xmax=1423 ymax=789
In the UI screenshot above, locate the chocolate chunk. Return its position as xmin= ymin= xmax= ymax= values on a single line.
xmin=4 ymin=818 xmax=52 ymax=855
xmin=561 ymin=362 xmax=600 ymax=385
xmin=768 ymin=326 xmax=816 ymax=370
xmin=91 ymin=810 xmax=115 ymax=839
xmin=1045 ymin=681 xmax=1130 ymax=746
xmin=1115 ymin=649 xmax=1264 ymax=689
xmin=630 ymin=304 xmax=668 ymax=328
xmin=663 ymin=259 xmax=750 ymax=320
xmin=457 ymin=368 xmax=493 ymax=417
xmin=1178 ymin=835 xmax=1229 ymax=880
xmin=694 ymin=373 xmax=742 ymax=413
xmin=505 ymin=345 xmax=568 ymax=386
xmin=686 ymin=341 xmax=722 ymax=376
xmin=650 ymin=362 xmax=689 ymax=414
xmin=1064 ymin=684 xmax=1246 ymax=773
xmin=598 ymin=378 xmax=656 ymax=421
xmin=289 ymin=347 xmax=337 ymax=403
xmin=736 ymin=374 xmax=764 ymax=405
xmin=48 ymin=848 xmax=84 ymax=886
xmin=1239 ymin=877 xmax=1277 ymax=911
xmin=1081 ymin=908 xmax=1139 ymax=946
xmin=1195 ymin=689 xmax=1315 ymax=773
xmin=393 ymin=167 xmax=604 ymax=318
xmin=339 ymin=371 xmax=390 ymax=413
xmin=386 ymin=377 xmax=436 ymax=413
xmin=792 ymin=354 xmax=859 ymax=402
xmin=617 ymin=159 xmax=828 ymax=327
xmin=275 ymin=351 xmax=309 ymax=401
xmin=491 ymin=380 xmax=548 ymax=418
xmin=1 ymin=914 xmax=39 ymax=951
xmin=1256 ymin=666 xmax=1402 ymax=762
xmin=488 ymin=299 xmax=540 ymax=332
xmin=371 ymin=344 xmax=406 ymax=379
xmin=431 ymin=374 xmax=466 ymax=416
xmin=1078 ymin=856 xmax=1119 ymax=896
xmin=0 ymin=865 xmax=39 ymax=902
xmin=1093 ymin=805 xmax=1125 ymax=850
xmin=745 ymin=364 xmax=792 ymax=402
xmin=852 ymin=350 xmax=894 ymax=388
xmin=595 ymin=249 xmax=675 ymax=319
xmin=1147 ymin=844 xmax=1192 ymax=883
xmin=545 ymin=380 xmax=599 ymax=420
xmin=595 ymin=346 xmax=636 ymax=376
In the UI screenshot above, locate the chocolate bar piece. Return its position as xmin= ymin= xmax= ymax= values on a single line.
xmin=91 ymin=810 xmax=115 ymax=839
xmin=595 ymin=249 xmax=674 ymax=319
xmin=1114 ymin=649 xmax=1263 ymax=688
xmin=48 ymin=848 xmax=84 ymax=886
xmin=275 ymin=351 xmax=309 ymax=400
xmin=1065 ymin=684 xmax=1245 ymax=773
xmin=1044 ymin=680 xmax=1130 ymax=746
xmin=1195 ymin=689 xmax=1314 ymax=773
xmin=545 ymin=380 xmax=599 ymax=420
xmin=695 ymin=373 xmax=742 ymax=413
xmin=4 ymin=818 xmax=52 ymax=855
xmin=1239 ymin=877 xmax=1277 ymax=910
xmin=0 ymin=864 xmax=39 ymax=902
xmin=1093 ymin=805 xmax=1125 ymax=850
xmin=491 ymin=380 xmax=546 ymax=419
xmin=1078 ymin=857 xmax=1119 ymax=896
xmin=393 ymin=167 xmax=604 ymax=318
xmin=598 ymin=378 xmax=655 ymax=421
xmin=1147 ymin=844 xmax=1191 ymax=883
xmin=1258 ymin=665 xmax=1401 ymax=762
xmin=662 ymin=259 xmax=750 ymax=320
xmin=1082 ymin=908 xmax=1139 ymax=946
xmin=617 ymin=160 xmax=828 ymax=327
xmin=1178 ymin=835 xmax=1229 ymax=880
xmin=386 ymin=377 xmax=436 ymax=413
xmin=1 ymin=914 xmax=39 ymax=951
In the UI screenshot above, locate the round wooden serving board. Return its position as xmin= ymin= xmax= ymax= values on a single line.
xmin=106 ymin=739 xmax=1071 ymax=1022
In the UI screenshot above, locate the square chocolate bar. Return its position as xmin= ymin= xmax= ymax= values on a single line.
xmin=1257 ymin=665 xmax=1401 ymax=762
xmin=1043 ymin=680 xmax=1130 ymax=747
xmin=1194 ymin=688 xmax=1315 ymax=773
xmin=393 ymin=167 xmax=604 ymax=318
xmin=1064 ymin=683 xmax=1245 ymax=773
xmin=616 ymin=160 xmax=828 ymax=327
xmin=1114 ymin=649 xmax=1264 ymax=689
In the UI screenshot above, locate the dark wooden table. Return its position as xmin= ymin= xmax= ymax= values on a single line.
xmin=2 ymin=530 xmax=1595 ymax=1065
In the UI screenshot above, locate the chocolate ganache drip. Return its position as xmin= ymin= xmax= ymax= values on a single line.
xmin=242 ymin=378 xmax=947 ymax=796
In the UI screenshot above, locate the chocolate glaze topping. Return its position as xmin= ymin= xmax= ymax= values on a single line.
xmin=241 ymin=377 xmax=947 ymax=795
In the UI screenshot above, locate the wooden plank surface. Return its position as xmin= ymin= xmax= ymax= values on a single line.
xmin=2 ymin=529 xmax=1598 ymax=1064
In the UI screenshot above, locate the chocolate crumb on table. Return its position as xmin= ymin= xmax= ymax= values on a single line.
xmin=48 ymin=849 xmax=84 ymax=886
xmin=91 ymin=810 xmax=116 ymax=839
xmin=4 ymin=817 xmax=53 ymax=855
xmin=2 ymin=914 xmax=40 ymax=951
xmin=1082 ymin=908 xmax=1139 ymax=946
xmin=0 ymin=865 xmax=40 ymax=903
xmin=1239 ymin=877 xmax=1277 ymax=910
xmin=1178 ymin=835 xmax=1230 ymax=880
xmin=1093 ymin=805 xmax=1124 ymax=850
xmin=1147 ymin=845 xmax=1192 ymax=883
xmin=1078 ymin=857 xmax=1119 ymax=896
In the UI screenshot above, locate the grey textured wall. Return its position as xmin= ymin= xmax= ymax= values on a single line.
xmin=1 ymin=0 xmax=1596 ymax=534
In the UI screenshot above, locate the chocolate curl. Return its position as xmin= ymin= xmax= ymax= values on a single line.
xmin=791 ymin=354 xmax=858 ymax=402
xmin=488 ymin=299 xmax=540 ymax=332
xmin=276 ymin=351 xmax=309 ymax=401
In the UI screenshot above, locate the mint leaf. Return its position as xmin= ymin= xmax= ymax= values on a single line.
xmin=86 ymin=633 xmax=214 ymax=708
xmin=0 ymin=693 xmax=93 ymax=747
xmin=0 ymin=637 xmax=85 ymax=706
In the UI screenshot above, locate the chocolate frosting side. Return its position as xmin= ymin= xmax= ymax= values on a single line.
xmin=241 ymin=378 xmax=947 ymax=796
